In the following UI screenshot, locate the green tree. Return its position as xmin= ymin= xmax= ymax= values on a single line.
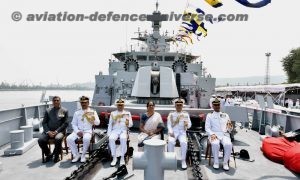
xmin=282 ymin=47 xmax=300 ymax=83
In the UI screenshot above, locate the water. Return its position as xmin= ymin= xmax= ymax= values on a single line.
xmin=0 ymin=90 xmax=94 ymax=110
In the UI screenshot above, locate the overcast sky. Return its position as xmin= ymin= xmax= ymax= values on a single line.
xmin=0 ymin=0 xmax=299 ymax=85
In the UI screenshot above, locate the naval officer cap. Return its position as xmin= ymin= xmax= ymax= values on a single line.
xmin=212 ymin=98 xmax=220 ymax=105
xmin=174 ymin=98 xmax=185 ymax=105
xmin=79 ymin=96 xmax=89 ymax=102
xmin=116 ymin=98 xmax=125 ymax=105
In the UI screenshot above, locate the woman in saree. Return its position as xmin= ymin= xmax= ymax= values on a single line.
xmin=138 ymin=101 xmax=164 ymax=147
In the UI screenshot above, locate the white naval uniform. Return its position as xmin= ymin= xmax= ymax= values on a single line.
xmin=107 ymin=110 xmax=133 ymax=157
xmin=205 ymin=111 xmax=232 ymax=165
xmin=167 ymin=111 xmax=192 ymax=161
xmin=67 ymin=108 xmax=100 ymax=157
xmin=288 ymin=99 xmax=294 ymax=109
xmin=220 ymin=98 xmax=225 ymax=111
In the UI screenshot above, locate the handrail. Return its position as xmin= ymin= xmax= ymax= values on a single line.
xmin=0 ymin=116 xmax=23 ymax=124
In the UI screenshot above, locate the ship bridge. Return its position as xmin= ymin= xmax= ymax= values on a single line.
xmin=92 ymin=2 xmax=216 ymax=108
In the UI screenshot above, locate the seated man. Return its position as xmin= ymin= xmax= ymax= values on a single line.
xmin=67 ymin=96 xmax=100 ymax=163
xmin=138 ymin=101 xmax=164 ymax=147
xmin=38 ymin=96 xmax=69 ymax=163
xmin=167 ymin=98 xmax=191 ymax=170
xmin=205 ymin=98 xmax=233 ymax=171
xmin=107 ymin=99 xmax=133 ymax=166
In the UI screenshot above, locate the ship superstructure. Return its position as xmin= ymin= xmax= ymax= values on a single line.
xmin=92 ymin=3 xmax=215 ymax=108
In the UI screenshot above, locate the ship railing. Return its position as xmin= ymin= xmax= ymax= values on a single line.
xmin=0 ymin=104 xmax=49 ymax=147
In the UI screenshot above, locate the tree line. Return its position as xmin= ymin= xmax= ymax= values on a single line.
xmin=282 ymin=47 xmax=300 ymax=83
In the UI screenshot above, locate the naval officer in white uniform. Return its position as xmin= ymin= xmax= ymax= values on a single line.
xmin=167 ymin=98 xmax=192 ymax=170
xmin=67 ymin=96 xmax=100 ymax=163
xmin=107 ymin=99 xmax=133 ymax=166
xmin=205 ymin=98 xmax=233 ymax=171
xmin=296 ymin=99 xmax=300 ymax=108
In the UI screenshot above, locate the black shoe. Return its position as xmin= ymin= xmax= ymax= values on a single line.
xmin=116 ymin=165 xmax=128 ymax=178
xmin=53 ymin=155 xmax=60 ymax=163
xmin=45 ymin=154 xmax=53 ymax=162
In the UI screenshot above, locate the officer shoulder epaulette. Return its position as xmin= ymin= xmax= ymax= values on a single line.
xmin=220 ymin=112 xmax=228 ymax=118
xmin=221 ymin=112 xmax=228 ymax=115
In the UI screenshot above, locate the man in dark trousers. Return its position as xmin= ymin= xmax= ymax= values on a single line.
xmin=38 ymin=96 xmax=69 ymax=163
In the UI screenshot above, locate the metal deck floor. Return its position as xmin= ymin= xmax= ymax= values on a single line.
xmin=92 ymin=132 xmax=190 ymax=180
xmin=0 ymin=128 xmax=299 ymax=180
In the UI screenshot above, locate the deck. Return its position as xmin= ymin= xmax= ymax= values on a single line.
xmin=0 ymin=128 xmax=299 ymax=180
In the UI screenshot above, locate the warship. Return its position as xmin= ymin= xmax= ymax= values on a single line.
xmin=0 ymin=2 xmax=299 ymax=180
xmin=91 ymin=2 xmax=215 ymax=110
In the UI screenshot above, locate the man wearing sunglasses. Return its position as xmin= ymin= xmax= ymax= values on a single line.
xmin=38 ymin=96 xmax=69 ymax=163
xmin=107 ymin=99 xmax=133 ymax=166
xmin=167 ymin=98 xmax=191 ymax=170
xmin=67 ymin=96 xmax=100 ymax=163
xmin=205 ymin=98 xmax=233 ymax=171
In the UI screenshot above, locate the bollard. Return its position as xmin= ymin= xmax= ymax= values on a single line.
xmin=32 ymin=119 xmax=41 ymax=131
xmin=133 ymin=139 xmax=177 ymax=180
xmin=10 ymin=130 xmax=24 ymax=149
xmin=0 ymin=161 xmax=2 ymax=172
xmin=20 ymin=126 xmax=33 ymax=142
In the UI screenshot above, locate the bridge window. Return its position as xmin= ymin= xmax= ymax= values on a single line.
xmin=149 ymin=56 xmax=156 ymax=61
xmin=137 ymin=55 xmax=147 ymax=61
xmin=149 ymin=56 xmax=162 ymax=61
xmin=165 ymin=56 xmax=175 ymax=61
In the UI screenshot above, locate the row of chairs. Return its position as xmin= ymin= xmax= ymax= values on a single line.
xmin=42 ymin=129 xmax=237 ymax=169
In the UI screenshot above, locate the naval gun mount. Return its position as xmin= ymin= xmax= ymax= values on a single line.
xmin=92 ymin=3 xmax=216 ymax=109
xmin=131 ymin=62 xmax=178 ymax=105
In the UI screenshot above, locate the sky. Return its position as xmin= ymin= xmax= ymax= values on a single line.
xmin=0 ymin=0 xmax=299 ymax=85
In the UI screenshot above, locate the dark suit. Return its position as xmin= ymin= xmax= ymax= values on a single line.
xmin=38 ymin=106 xmax=68 ymax=157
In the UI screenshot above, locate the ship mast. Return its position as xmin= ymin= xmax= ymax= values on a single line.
xmin=146 ymin=1 xmax=168 ymax=59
